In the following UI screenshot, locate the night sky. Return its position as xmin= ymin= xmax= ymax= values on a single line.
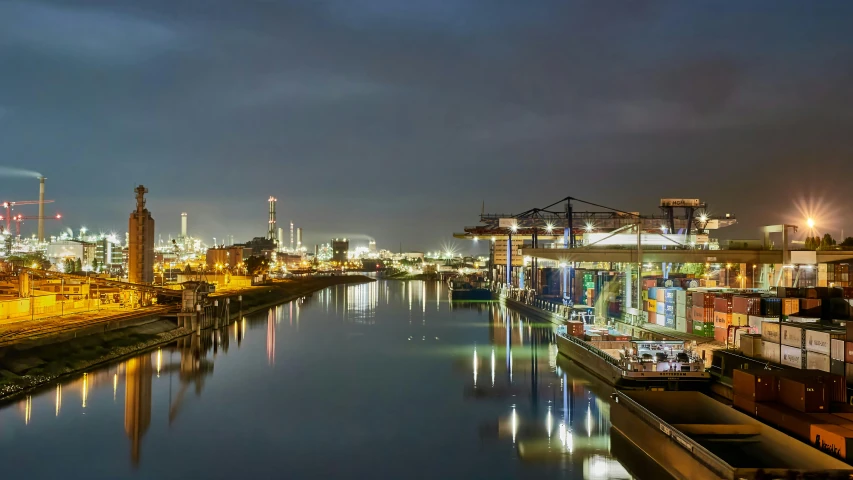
xmin=1 ymin=1 xmax=852 ymax=252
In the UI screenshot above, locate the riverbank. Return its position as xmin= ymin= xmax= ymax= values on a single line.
xmin=0 ymin=275 xmax=374 ymax=401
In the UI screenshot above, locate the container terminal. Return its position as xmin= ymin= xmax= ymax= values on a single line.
xmin=453 ymin=196 xmax=853 ymax=474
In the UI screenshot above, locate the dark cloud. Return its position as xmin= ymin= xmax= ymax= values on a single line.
xmin=1 ymin=0 xmax=852 ymax=250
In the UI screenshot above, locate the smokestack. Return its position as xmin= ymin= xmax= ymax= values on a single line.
xmin=267 ymin=197 xmax=277 ymax=241
xmin=38 ymin=177 xmax=45 ymax=242
xmin=290 ymin=222 xmax=294 ymax=251
xmin=277 ymin=227 xmax=284 ymax=249
xmin=296 ymin=227 xmax=302 ymax=249
xmin=181 ymin=212 xmax=187 ymax=237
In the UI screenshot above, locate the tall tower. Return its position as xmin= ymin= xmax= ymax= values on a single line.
xmin=290 ymin=222 xmax=294 ymax=251
xmin=296 ymin=227 xmax=302 ymax=249
xmin=37 ymin=177 xmax=46 ymax=242
xmin=180 ymin=212 xmax=188 ymax=237
xmin=128 ymin=185 xmax=155 ymax=284
xmin=268 ymin=197 xmax=277 ymax=242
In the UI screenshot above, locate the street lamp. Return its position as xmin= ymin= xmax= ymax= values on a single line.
xmin=807 ymin=218 xmax=815 ymax=229
xmin=752 ymin=265 xmax=757 ymax=289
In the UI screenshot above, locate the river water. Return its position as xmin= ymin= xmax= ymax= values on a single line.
xmin=0 ymin=280 xmax=646 ymax=479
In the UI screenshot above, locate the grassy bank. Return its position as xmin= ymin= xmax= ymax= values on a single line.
xmin=0 ymin=275 xmax=374 ymax=402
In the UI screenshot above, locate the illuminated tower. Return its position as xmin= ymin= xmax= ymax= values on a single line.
xmin=128 ymin=186 xmax=155 ymax=284
xmin=268 ymin=197 xmax=277 ymax=242
xmin=290 ymin=222 xmax=294 ymax=251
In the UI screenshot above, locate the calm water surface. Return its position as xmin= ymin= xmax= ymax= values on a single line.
xmin=0 ymin=280 xmax=643 ymax=479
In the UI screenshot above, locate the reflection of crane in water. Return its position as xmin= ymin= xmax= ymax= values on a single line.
xmin=164 ymin=331 xmax=218 ymax=425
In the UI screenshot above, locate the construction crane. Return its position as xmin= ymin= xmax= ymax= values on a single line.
xmin=0 ymin=213 xmax=62 ymax=237
xmin=2 ymin=200 xmax=54 ymax=233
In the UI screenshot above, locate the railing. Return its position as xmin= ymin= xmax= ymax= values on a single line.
xmin=613 ymin=392 xmax=732 ymax=479
xmin=559 ymin=330 xmax=622 ymax=368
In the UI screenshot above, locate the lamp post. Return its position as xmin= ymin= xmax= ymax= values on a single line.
xmin=752 ymin=265 xmax=757 ymax=289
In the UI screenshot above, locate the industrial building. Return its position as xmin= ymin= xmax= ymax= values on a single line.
xmin=46 ymin=240 xmax=96 ymax=269
xmin=128 ymin=186 xmax=155 ymax=284
xmin=332 ymin=238 xmax=349 ymax=263
xmin=206 ymin=246 xmax=245 ymax=270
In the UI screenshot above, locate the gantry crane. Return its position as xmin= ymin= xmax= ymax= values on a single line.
xmin=0 ymin=213 xmax=62 ymax=236
xmin=2 ymin=200 xmax=54 ymax=233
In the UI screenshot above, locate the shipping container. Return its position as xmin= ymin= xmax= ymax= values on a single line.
xmin=807 ymin=329 xmax=844 ymax=356
xmin=714 ymin=296 xmax=733 ymax=313
xmin=692 ymin=306 xmax=713 ymax=323
xmin=732 ymin=295 xmax=761 ymax=315
xmin=692 ymin=291 xmax=715 ymax=308
xmin=778 ymin=376 xmax=828 ymax=412
xmin=776 ymin=287 xmax=802 ymax=298
xmin=831 ymin=339 xmax=846 ymax=361
xmin=800 ymin=298 xmax=823 ymax=317
xmin=733 ymin=369 xmax=777 ymax=401
xmin=756 ymin=402 xmax=813 ymax=440
xmin=655 ymin=288 xmax=665 ymax=302
xmin=685 ymin=306 xmax=693 ymax=322
xmin=647 ymin=299 xmax=656 ymax=311
xmin=761 ymin=340 xmax=781 ymax=363
xmin=732 ymin=394 xmax=757 ymax=415
xmin=648 ymin=312 xmax=656 ymax=324
xmin=806 ymin=351 xmax=831 ymax=372
xmin=740 ymin=334 xmax=762 ymax=357
xmin=656 ymin=302 xmax=665 ymax=315
xmin=810 ymin=424 xmax=853 ymax=462
xmin=761 ymin=297 xmax=782 ymax=317
xmin=731 ymin=312 xmax=749 ymax=326
xmin=714 ymin=311 xmax=731 ymax=329
xmin=749 ymin=315 xmax=775 ymax=334
xmin=846 ymin=342 xmax=853 ymax=364
xmin=714 ymin=326 xmax=728 ymax=344
xmin=782 ymin=298 xmax=800 ymax=316
xmin=847 ymin=363 xmax=853 ymax=387
xmin=676 ymin=316 xmax=687 ymax=333
xmin=788 ymin=315 xmax=821 ymax=324
xmin=807 ymin=287 xmax=830 ymax=299
xmin=675 ymin=289 xmax=687 ymax=307
xmin=829 ymin=297 xmax=851 ymax=320
xmin=831 ymin=359 xmax=845 ymax=377
xmin=781 ymin=345 xmax=805 ymax=369
xmin=781 ymin=324 xmax=804 ymax=348
xmin=762 ymin=321 xmax=781 ymax=343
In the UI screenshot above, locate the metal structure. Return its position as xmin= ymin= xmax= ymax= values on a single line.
xmin=2 ymin=199 xmax=55 ymax=234
xmin=3 ymin=213 xmax=63 ymax=237
xmin=38 ymin=176 xmax=46 ymax=242
xmin=267 ymin=196 xmax=277 ymax=242
xmin=181 ymin=212 xmax=188 ymax=237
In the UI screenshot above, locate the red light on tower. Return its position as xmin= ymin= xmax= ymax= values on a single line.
xmin=56 ymin=214 xmax=62 ymax=219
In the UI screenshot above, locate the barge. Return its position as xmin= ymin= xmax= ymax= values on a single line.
xmin=611 ymin=390 xmax=853 ymax=480
xmin=448 ymin=278 xmax=491 ymax=301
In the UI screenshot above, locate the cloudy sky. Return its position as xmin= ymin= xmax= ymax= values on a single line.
xmin=1 ymin=0 xmax=852 ymax=251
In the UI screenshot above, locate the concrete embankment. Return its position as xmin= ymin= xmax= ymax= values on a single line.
xmin=0 ymin=275 xmax=374 ymax=401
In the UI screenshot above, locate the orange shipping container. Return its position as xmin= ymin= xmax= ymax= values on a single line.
xmin=714 ymin=311 xmax=731 ymax=328
xmin=811 ymin=424 xmax=853 ymax=461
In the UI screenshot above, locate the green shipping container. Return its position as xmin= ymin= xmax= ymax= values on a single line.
xmin=693 ymin=320 xmax=714 ymax=337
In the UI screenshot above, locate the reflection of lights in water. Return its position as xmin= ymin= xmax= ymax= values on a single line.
xmin=242 ymin=318 xmax=246 ymax=339
xmin=56 ymin=384 xmax=62 ymax=417
xmin=585 ymin=455 xmax=631 ymax=480
xmin=511 ymin=407 xmax=518 ymax=444
xmin=267 ymin=311 xmax=276 ymax=366
xmin=24 ymin=396 xmax=32 ymax=425
xmin=472 ymin=348 xmax=478 ymax=387
xmin=490 ymin=348 xmax=495 ymax=386
xmin=422 ymin=282 xmax=425 ymax=313
xmin=114 ymin=373 xmax=118 ymax=401
xmin=156 ymin=349 xmax=162 ymax=377
xmin=82 ymin=373 xmax=88 ymax=408
xmin=408 ymin=283 xmax=412 ymax=311
xmin=518 ymin=320 xmax=523 ymax=346
xmin=548 ymin=343 xmax=558 ymax=372
xmin=586 ymin=404 xmax=592 ymax=437
xmin=546 ymin=407 xmax=553 ymax=438
xmin=558 ymin=423 xmax=573 ymax=453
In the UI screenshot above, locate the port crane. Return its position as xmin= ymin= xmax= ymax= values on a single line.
xmin=0 ymin=213 xmax=62 ymax=236
xmin=1 ymin=200 xmax=55 ymax=233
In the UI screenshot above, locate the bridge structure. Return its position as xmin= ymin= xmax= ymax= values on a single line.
xmin=456 ymin=196 xmax=853 ymax=323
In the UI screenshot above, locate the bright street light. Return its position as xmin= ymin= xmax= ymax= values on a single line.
xmin=807 ymin=218 xmax=815 ymax=229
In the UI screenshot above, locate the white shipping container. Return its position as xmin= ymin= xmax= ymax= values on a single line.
xmin=806 ymin=330 xmax=831 ymax=356
xmin=806 ymin=351 xmax=831 ymax=372
xmin=676 ymin=290 xmax=687 ymax=306
xmin=748 ymin=315 xmax=770 ymax=334
xmin=676 ymin=303 xmax=687 ymax=317
xmin=832 ymin=339 xmax=845 ymax=361
xmin=761 ymin=340 xmax=781 ymax=363
xmin=762 ymin=322 xmax=780 ymax=343
xmin=676 ymin=316 xmax=687 ymax=333
xmin=781 ymin=324 xmax=803 ymax=348
xmin=781 ymin=345 xmax=804 ymax=369
xmin=656 ymin=303 xmax=665 ymax=315
xmin=788 ymin=316 xmax=820 ymax=324
xmin=741 ymin=335 xmax=761 ymax=358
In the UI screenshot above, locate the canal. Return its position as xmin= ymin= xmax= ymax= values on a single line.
xmin=0 ymin=280 xmax=653 ymax=479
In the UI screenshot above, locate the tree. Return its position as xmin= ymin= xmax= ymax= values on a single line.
xmin=75 ymin=258 xmax=83 ymax=272
xmin=820 ymin=233 xmax=836 ymax=250
xmin=92 ymin=259 xmax=100 ymax=272
xmin=245 ymin=255 xmax=269 ymax=275
xmin=64 ymin=258 xmax=75 ymax=273
xmin=841 ymin=237 xmax=853 ymax=247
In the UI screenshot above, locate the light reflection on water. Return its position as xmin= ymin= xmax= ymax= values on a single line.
xmin=0 ymin=280 xmax=641 ymax=479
